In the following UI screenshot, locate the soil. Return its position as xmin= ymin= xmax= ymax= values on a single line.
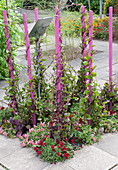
xmin=42 ymin=46 xmax=103 ymax=61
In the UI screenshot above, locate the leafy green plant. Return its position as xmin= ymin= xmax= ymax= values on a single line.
xmin=22 ymin=0 xmax=56 ymax=9
xmin=0 ymin=0 xmax=23 ymax=79
xmin=76 ymin=0 xmax=105 ymax=14
xmin=100 ymin=82 xmax=118 ymax=113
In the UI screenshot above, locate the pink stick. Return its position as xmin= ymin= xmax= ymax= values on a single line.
xmin=35 ymin=8 xmax=41 ymax=59
xmin=55 ymin=6 xmax=61 ymax=112
xmin=88 ymin=10 xmax=93 ymax=125
xmin=81 ymin=6 xmax=87 ymax=83
xmin=35 ymin=8 xmax=38 ymax=22
xmin=81 ymin=6 xmax=86 ymax=59
xmin=3 ymin=10 xmax=16 ymax=114
xmin=109 ymin=7 xmax=113 ymax=109
xmin=23 ymin=13 xmax=36 ymax=125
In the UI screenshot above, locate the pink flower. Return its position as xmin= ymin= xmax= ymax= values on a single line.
xmin=34 ymin=125 xmax=36 ymax=129
xmin=37 ymin=129 xmax=40 ymax=133
xmin=40 ymin=122 xmax=45 ymax=127
xmin=3 ymin=132 xmax=8 ymax=136
xmin=36 ymin=136 xmax=39 ymax=139
xmin=93 ymin=138 xmax=96 ymax=142
xmin=41 ymin=134 xmax=44 ymax=138
xmin=20 ymin=136 xmax=23 ymax=139
xmin=113 ymin=128 xmax=116 ymax=132
xmin=105 ymin=30 xmax=107 ymax=33
xmin=31 ymin=128 xmax=34 ymax=132
xmin=29 ymin=129 xmax=32 ymax=133
xmin=20 ymin=143 xmax=25 ymax=147
xmin=89 ymin=128 xmax=92 ymax=131
xmin=1 ymin=130 xmax=4 ymax=134
xmin=41 ymin=128 xmax=44 ymax=131
xmin=9 ymin=128 xmax=12 ymax=131
xmin=79 ymin=124 xmax=81 ymax=127
xmin=82 ymin=144 xmax=84 ymax=148
xmin=6 ymin=120 xmax=9 ymax=123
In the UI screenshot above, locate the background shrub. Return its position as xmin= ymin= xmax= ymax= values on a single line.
xmin=0 ymin=0 xmax=23 ymax=80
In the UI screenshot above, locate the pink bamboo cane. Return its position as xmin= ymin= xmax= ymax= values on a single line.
xmin=88 ymin=10 xmax=93 ymax=125
xmin=81 ymin=6 xmax=87 ymax=83
xmin=55 ymin=6 xmax=61 ymax=113
xmin=3 ymin=10 xmax=16 ymax=114
xmin=35 ymin=8 xmax=41 ymax=101
xmin=23 ymin=13 xmax=36 ymax=125
xmin=57 ymin=8 xmax=63 ymax=69
xmin=35 ymin=8 xmax=41 ymax=60
xmin=109 ymin=7 xmax=113 ymax=110
xmin=35 ymin=8 xmax=38 ymax=22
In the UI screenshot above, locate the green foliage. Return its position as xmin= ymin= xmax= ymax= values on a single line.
xmin=22 ymin=0 xmax=56 ymax=9
xmin=100 ymin=82 xmax=118 ymax=113
xmin=76 ymin=0 xmax=105 ymax=14
xmin=103 ymin=0 xmax=117 ymax=15
xmin=0 ymin=0 xmax=23 ymax=80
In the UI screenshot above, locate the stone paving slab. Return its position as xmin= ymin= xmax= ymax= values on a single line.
xmin=0 ymin=133 xmax=118 ymax=170
xmin=94 ymin=133 xmax=118 ymax=157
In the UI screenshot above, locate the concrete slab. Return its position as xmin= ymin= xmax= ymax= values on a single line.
xmin=43 ymin=163 xmax=74 ymax=170
xmin=94 ymin=133 xmax=118 ymax=157
xmin=66 ymin=146 xmax=118 ymax=170
xmin=0 ymin=138 xmax=49 ymax=170
xmin=0 ymin=135 xmax=21 ymax=159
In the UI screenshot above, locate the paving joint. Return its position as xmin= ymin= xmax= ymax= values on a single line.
xmin=108 ymin=163 xmax=118 ymax=170
xmin=0 ymin=162 xmax=10 ymax=170
xmin=94 ymin=145 xmax=118 ymax=159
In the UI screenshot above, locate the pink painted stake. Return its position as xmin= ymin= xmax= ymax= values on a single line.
xmin=81 ymin=6 xmax=87 ymax=83
xmin=35 ymin=8 xmax=41 ymax=59
xmin=35 ymin=8 xmax=38 ymax=22
xmin=23 ymin=13 xmax=36 ymax=125
xmin=58 ymin=8 xmax=63 ymax=69
xmin=3 ymin=10 xmax=16 ymax=114
xmin=109 ymin=7 xmax=113 ymax=109
xmin=88 ymin=10 xmax=93 ymax=125
xmin=55 ymin=6 xmax=61 ymax=112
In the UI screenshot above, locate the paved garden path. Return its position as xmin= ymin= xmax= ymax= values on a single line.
xmin=0 ymin=133 xmax=118 ymax=170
